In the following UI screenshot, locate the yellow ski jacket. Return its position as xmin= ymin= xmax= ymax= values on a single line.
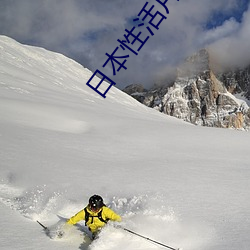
xmin=67 ymin=206 xmax=121 ymax=233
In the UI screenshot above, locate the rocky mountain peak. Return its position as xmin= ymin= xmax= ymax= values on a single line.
xmin=123 ymin=49 xmax=250 ymax=130
xmin=177 ymin=48 xmax=210 ymax=78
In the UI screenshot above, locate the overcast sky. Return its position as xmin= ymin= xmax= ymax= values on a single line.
xmin=0 ymin=0 xmax=249 ymax=89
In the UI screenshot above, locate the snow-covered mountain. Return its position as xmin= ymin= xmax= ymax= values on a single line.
xmin=0 ymin=36 xmax=250 ymax=250
xmin=124 ymin=49 xmax=250 ymax=130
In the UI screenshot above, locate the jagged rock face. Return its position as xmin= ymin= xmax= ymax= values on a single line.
xmin=162 ymin=50 xmax=250 ymax=129
xmin=123 ymin=49 xmax=250 ymax=130
xmin=218 ymin=66 xmax=250 ymax=99
xmin=162 ymin=74 xmax=249 ymax=128
xmin=123 ymin=84 xmax=146 ymax=95
xmin=123 ymin=84 xmax=147 ymax=103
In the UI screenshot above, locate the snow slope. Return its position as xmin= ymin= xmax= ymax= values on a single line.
xmin=0 ymin=35 xmax=250 ymax=250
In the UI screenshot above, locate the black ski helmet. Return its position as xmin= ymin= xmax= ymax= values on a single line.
xmin=89 ymin=195 xmax=104 ymax=210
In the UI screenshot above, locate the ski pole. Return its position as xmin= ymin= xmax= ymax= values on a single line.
xmin=122 ymin=227 xmax=180 ymax=250
xmin=37 ymin=220 xmax=48 ymax=231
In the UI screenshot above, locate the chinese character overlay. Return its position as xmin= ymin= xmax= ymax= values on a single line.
xmin=138 ymin=2 xmax=167 ymax=30
xmin=86 ymin=0 xmax=180 ymax=98
xmin=103 ymin=47 xmax=129 ymax=76
xmin=86 ymin=70 xmax=116 ymax=98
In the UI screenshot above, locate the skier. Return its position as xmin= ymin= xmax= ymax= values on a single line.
xmin=66 ymin=194 xmax=122 ymax=239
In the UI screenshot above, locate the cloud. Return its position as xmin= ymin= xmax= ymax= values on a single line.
xmin=209 ymin=3 xmax=250 ymax=69
xmin=200 ymin=18 xmax=240 ymax=45
xmin=0 ymin=0 xmax=249 ymax=89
